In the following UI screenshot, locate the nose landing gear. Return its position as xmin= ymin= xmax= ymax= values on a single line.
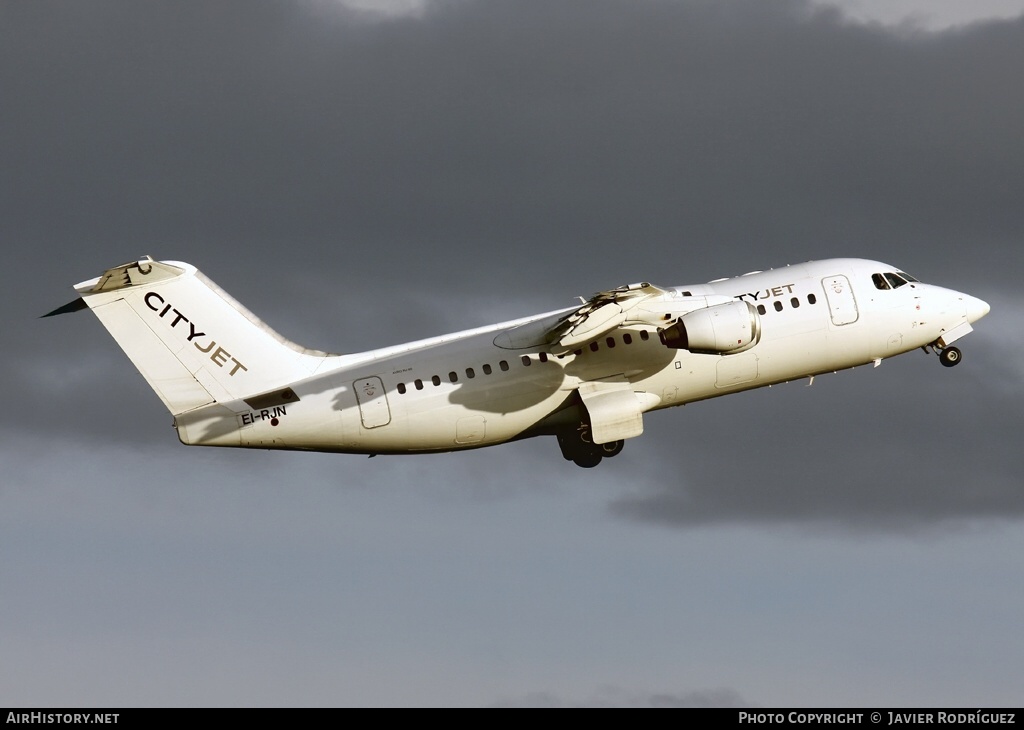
xmin=938 ymin=346 xmax=962 ymax=368
xmin=924 ymin=342 xmax=963 ymax=367
xmin=557 ymin=424 xmax=625 ymax=468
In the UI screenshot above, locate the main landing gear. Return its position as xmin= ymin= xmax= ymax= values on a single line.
xmin=557 ymin=424 xmax=624 ymax=468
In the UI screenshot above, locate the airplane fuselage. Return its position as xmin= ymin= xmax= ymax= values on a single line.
xmin=164 ymin=257 xmax=988 ymax=466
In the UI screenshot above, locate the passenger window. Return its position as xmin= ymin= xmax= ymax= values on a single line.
xmin=499 ymin=360 xmax=509 ymax=371
xmin=466 ymin=367 xmax=475 ymax=379
xmin=808 ymin=293 xmax=817 ymax=305
xmin=606 ymin=337 xmax=615 ymax=348
xmin=431 ymin=375 xmax=441 ymax=386
xmin=483 ymin=363 xmax=492 ymax=375
xmin=449 ymin=371 xmax=458 ymax=383
xmin=774 ymin=301 xmax=783 ymax=312
xmin=589 ymin=342 xmax=599 ymax=352
xmin=538 ymin=352 xmax=548 ymax=363
xmin=521 ymin=356 xmax=531 ymax=366
xmin=397 ymin=382 xmax=406 ymax=395
xmin=415 ymin=379 xmax=423 ymax=390
xmin=623 ymin=333 xmax=633 ymax=345
xmin=757 ymin=304 xmax=766 ymax=315
xmin=791 ymin=297 xmax=799 ymax=308
xmin=640 ymin=330 xmax=650 ymax=341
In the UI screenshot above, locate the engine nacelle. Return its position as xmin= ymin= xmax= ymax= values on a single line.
xmin=659 ymin=300 xmax=761 ymax=354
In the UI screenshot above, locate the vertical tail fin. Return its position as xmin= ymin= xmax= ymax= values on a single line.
xmin=63 ymin=257 xmax=337 ymax=415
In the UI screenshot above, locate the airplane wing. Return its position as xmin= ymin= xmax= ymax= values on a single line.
xmin=546 ymin=282 xmax=671 ymax=354
xmin=492 ymin=282 xmax=673 ymax=352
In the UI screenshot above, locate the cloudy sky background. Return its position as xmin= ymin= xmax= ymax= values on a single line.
xmin=2 ymin=0 xmax=1023 ymax=706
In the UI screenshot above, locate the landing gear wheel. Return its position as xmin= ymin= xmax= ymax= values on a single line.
xmin=600 ymin=440 xmax=624 ymax=458
xmin=939 ymin=346 xmax=962 ymax=368
xmin=572 ymin=452 xmax=603 ymax=468
xmin=558 ymin=424 xmax=615 ymax=467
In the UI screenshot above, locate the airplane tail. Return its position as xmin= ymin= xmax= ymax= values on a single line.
xmin=48 ymin=257 xmax=337 ymax=416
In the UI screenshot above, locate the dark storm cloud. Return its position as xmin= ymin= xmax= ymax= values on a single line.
xmin=613 ymin=357 xmax=1024 ymax=530
xmin=2 ymin=0 xmax=1021 ymax=526
xmin=3 ymin=0 xmax=1023 ymax=287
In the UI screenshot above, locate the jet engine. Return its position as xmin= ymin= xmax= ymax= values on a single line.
xmin=659 ymin=300 xmax=761 ymax=354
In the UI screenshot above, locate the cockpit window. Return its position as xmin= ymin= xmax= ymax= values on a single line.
xmin=873 ymin=271 xmax=917 ymax=290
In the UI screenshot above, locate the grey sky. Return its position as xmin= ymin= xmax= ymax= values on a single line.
xmin=2 ymin=0 xmax=1022 ymax=706
xmin=822 ymin=0 xmax=1024 ymax=29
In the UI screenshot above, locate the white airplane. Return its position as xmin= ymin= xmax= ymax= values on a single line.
xmin=47 ymin=256 xmax=989 ymax=467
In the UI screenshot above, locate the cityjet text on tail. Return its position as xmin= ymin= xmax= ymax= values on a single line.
xmin=47 ymin=257 xmax=989 ymax=467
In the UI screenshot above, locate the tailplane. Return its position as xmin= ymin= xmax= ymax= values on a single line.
xmin=50 ymin=257 xmax=337 ymax=415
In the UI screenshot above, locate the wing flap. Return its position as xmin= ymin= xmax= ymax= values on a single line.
xmin=539 ymin=282 xmax=674 ymax=354
xmin=493 ymin=282 xmax=675 ymax=353
xmin=557 ymin=300 xmax=628 ymax=349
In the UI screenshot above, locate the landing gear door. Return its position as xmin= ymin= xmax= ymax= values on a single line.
xmin=822 ymin=275 xmax=859 ymax=326
xmin=577 ymin=376 xmax=644 ymax=445
xmin=353 ymin=376 xmax=391 ymax=429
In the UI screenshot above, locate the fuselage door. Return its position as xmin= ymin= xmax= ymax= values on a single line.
xmin=822 ymin=275 xmax=859 ymax=326
xmin=353 ymin=376 xmax=391 ymax=429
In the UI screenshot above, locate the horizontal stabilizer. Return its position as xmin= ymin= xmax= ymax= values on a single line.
xmin=41 ymin=298 xmax=88 ymax=318
xmin=243 ymin=387 xmax=301 ymax=411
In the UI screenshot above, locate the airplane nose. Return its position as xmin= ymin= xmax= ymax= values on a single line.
xmin=964 ymin=294 xmax=990 ymax=323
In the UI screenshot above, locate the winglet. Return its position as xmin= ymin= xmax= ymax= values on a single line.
xmin=41 ymin=298 xmax=88 ymax=318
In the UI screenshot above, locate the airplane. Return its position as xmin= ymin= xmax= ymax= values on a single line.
xmin=46 ymin=256 xmax=989 ymax=467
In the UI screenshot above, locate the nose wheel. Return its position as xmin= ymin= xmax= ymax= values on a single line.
xmin=938 ymin=346 xmax=962 ymax=368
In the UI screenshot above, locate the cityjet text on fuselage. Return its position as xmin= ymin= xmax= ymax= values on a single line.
xmin=734 ymin=284 xmax=796 ymax=302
